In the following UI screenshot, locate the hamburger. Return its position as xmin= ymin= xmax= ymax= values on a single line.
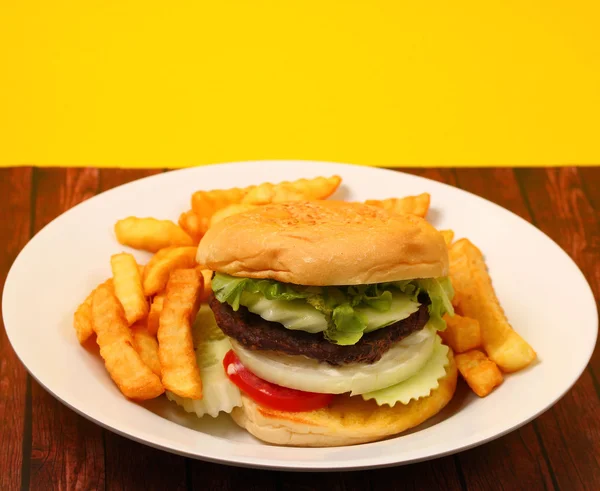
xmin=197 ymin=200 xmax=457 ymax=447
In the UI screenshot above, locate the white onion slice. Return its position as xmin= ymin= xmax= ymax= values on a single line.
xmin=230 ymin=325 xmax=436 ymax=396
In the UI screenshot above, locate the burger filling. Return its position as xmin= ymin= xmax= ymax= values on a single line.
xmin=209 ymin=297 xmax=430 ymax=365
xmin=208 ymin=273 xmax=454 ymax=399
xmin=211 ymin=273 xmax=454 ymax=345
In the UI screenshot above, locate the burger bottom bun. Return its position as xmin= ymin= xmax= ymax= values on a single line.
xmin=231 ymin=350 xmax=457 ymax=447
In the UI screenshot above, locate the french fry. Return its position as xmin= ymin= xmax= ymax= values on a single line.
xmin=241 ymin=184 xmax=303 ymax=204
xmin=189 ymin=176 xmax=341 ymax=229
xmin=439 ymin=229 xmax=454 ymax=246
xmin=455 ymin=350 xmax=503 ymax=397
xmin=198 ymin=269 xmax=213 ymax=303
xmin=191 ymin=187 xmax=250 ymax=219
xmin=178 ymin=210 xmax=208 ymax=244
xmin=110 ymin=253 xmax=148 ymax=325
xmin=91 ymin=284 xmax=164 ymax=400
xmin=142 ymin=246 xmax=198 ymax=296
xmin=449 ymin=239 xmax=536 ymax=372
xmin=209 ymin=204 xmax=258 ymax=228
xmin=451 ymin=288 xmax=463 ymax=312
xmin=74 ymin=291 xmax=95 ymax=344
xmin=73 ymin=279 xmax=112 ymax=344
xmin=131 ymin=322 xmax=162 ymax=378
xmin=147 ymin=293 xmax=165 ymax=336
xmin=191 ymin=187 xmax=251 ymax=237
xmin=241 ymin=176 xmax=341 ymax=205
xmin=158 ymin=269 xmax=203 ymax=399
xmin=364 ymin=193 xmax=431 ymax=218
xmin=115 ymin=217 xmax=194 ymax=252
xmin=439 ymin=314 xmax=481 ymax=353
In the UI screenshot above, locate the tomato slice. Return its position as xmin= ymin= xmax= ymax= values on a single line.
xmin=223 ymin=350 xmax=334 ymax=412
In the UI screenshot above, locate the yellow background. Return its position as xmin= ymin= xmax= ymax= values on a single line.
xmin=1 ymin=1 xmax=599 ymax=168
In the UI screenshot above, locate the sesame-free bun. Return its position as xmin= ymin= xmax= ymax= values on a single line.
xmin=197 ymin=200 xmax=448 ymax=286
xmin=230 ymin=350 xmax=457 ymax=447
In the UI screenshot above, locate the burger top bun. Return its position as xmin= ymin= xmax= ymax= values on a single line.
xmin=230 ymin=350 xmax=457 ymax=447
xmin=197 ymin=200 xmax=449 ymax=286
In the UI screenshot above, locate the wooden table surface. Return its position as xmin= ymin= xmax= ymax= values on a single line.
xmin=1 ymin=167 xmax=598 ymax=491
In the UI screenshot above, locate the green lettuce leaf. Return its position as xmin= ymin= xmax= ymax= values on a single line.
xmin=327 ymin=304 xmax=368 ymax=345
xmin=211 ymin=273 xmax=454 ymax=346
xmin=211 ymin=274 xmax=249 ymax=311
xmin=211 ymin=273 xmax=317 ymax=310
xmin=361 ymin=334 xmax=450 ymax=406
xmin=415 ymin=277 xmax=455 ymax=331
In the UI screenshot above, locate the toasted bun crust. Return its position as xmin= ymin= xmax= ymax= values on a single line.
xmin=197 ymin=201 xmax=448 ymax=285
xmin=230 ymin=350 xmax=457 ymax=447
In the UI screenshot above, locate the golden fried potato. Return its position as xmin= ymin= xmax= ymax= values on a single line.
xmin=364 ymin=193 xmax=430 ymax=218
xmin=241 ymin=185 xmax=303 ymax=204
xmin=110 ymin=253 xmax=148 ymax=325
xmin=455 ymin=350 xmax=503 ymax=397
xmin=451 ymin=289 xmax=463 ymax=312
xmin=439 ymin=314 xmax=481 ymax=353
xmin=147 ymin=293 xmax=165 ymax=336
xmin=241 ymin=176 xmax=342 ymax=205
xmin=115 ymin=217 xmax=194 ymax=252
xmin=209 ymin=204 xmax=258 ymax=228
xmin=178 ymin=210 xmax=208 ymax=244
xmin=74 ymin=291 xmax=95 ymax=344
xmin=73 ymin=279 xmax=112 ymax=344
xmin=439 ymin=229 xmax=454 ymax=246
xmin=142 ymin=246 xmax=198 ymax=296
xmin=189 ymin=176 xmax=341 ymax=230
xmin=131 ymin=322 xmax=162 ymax=378
xmin=198 ymin=269 xmax=214 ymax=303
xmin=158 ymin=269 xmax=204 ymax=399
xmin=91 ymin=284 xmax=163 ymax=400
xmin=191 ymin=187 xmax=250 ymax=219
xmin=449 ymin=239 xmax=536 ymax=372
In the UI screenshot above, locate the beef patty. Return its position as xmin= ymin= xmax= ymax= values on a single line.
xmin=209 ymin=295 xmax=429 ymax=366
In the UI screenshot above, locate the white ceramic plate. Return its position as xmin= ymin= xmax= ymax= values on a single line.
xmin=3 ymin=161 xmax=597 ymax=470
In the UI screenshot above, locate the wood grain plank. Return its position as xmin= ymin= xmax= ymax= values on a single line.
xmin=577 ymin=167 xmax=600 ymax=214
xmin=188 ymin=461 xmax=278 ymax=491
xmin=514 ymin=167 xmax=600 ymax=491
xmin=450 ymin=168 xmax=557 ymax=491
xmin=277 ymin=457 xmax=463 ymax=491
xmin=361 ymin=458 xmax=463 ymax=490
xmin=401 ymin=167 xmax=458 ymax=186
xmin=453 ymin=425 xmax=556 ymax=491
xmin=98 ymin=168 xmax=163 ymax=193
xmin=103 ymin=432 xmax=186 ymax=491
xmin=97 ymin=169 xmax=189 ymax=490
xmin=277 ymin=471 xmax=367 ymax=491
xmin=575 ymin=166 xmax=600 ymax=395
xmin=29 ymin=168 xmax=105 ymax=491
xmin=525 ymin=167 xmax=600 ymax=377
xmin=0 ymin=168 xmax=33 ymax=491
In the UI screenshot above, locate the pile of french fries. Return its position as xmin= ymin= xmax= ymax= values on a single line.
xmin=73 ymin=176 xmax=342 ymax=400
xmin=73 ymin=249 xmax=207 ymax=400
xmin=439 ymin=232 xmax=537 ymax=397
xmin=73 ymin=173 xmax=535 ymax=403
